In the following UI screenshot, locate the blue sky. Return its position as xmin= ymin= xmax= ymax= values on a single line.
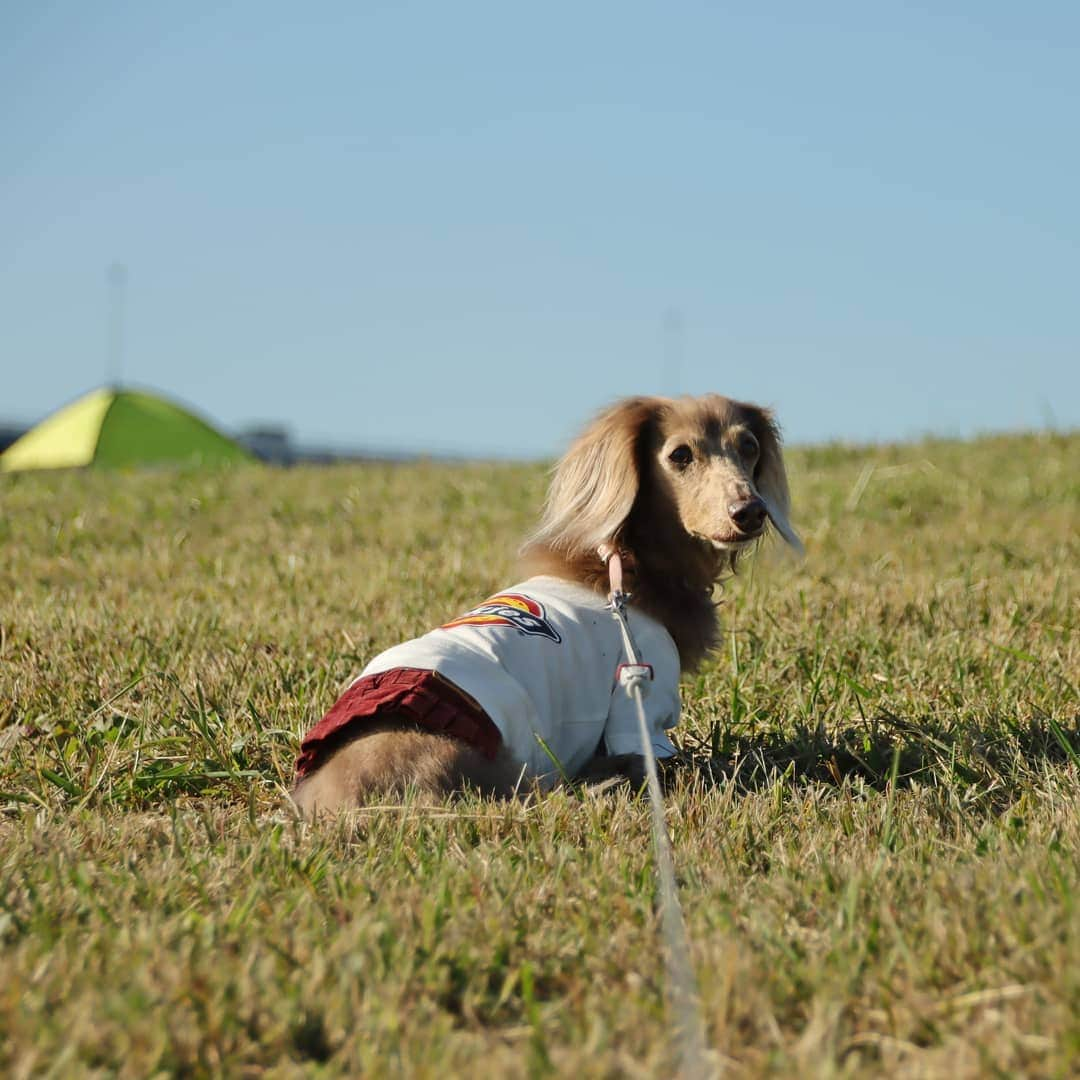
xmin=3 ymin=2 xmax=1077 ymax=457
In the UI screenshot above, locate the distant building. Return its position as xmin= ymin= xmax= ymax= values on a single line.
xmin=238 ymin=425 xmax=295 ymax=465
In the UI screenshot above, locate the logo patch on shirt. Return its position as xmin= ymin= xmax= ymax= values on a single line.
xmin=442 ymin=592 xmax=562 ymax=643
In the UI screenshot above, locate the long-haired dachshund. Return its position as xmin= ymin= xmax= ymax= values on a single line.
xmin=292 ymin=395 xmax=800 ymax=815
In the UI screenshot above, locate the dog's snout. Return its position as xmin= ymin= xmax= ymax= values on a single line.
xmin=729 ymin=497 xmax=767 ymax=535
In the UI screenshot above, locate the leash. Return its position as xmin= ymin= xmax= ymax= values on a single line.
xmin=599 ymin=544 xmax=714 ymax=1079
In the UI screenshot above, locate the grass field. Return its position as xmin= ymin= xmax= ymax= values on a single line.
xmin=1 ymin=430 xmax=1077 ymax=1077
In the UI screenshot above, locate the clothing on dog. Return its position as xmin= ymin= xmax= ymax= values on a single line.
xmin=293 ymin=666 xmax=503 ymax=780
xmin=295 ymin=575 xmax=681 ymax=787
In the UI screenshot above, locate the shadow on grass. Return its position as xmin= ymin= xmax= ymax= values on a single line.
xmin=677 ymin=712 xmax=1080 ymax=799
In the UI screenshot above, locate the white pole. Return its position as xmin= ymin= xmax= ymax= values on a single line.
xmin=107 ymin=262 xmax=127 ymax=388
xmin=662 ymin=307 xmax=684 ymax=397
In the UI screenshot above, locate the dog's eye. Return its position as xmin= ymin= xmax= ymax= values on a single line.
xmin=737 ymin=433 xmax=760 ymax=460
xmin=668 ymin=445 xmax=693 ymax=468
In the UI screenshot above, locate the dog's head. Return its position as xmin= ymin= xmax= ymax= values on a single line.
xmin=529 ymin=394 xmax=802 ymax=574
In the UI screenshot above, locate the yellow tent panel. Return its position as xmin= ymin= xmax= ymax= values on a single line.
xmin=1 ymin=389 xmax=114 ymax=472
xmin=1 ymin=388 xmax=253 ymax=472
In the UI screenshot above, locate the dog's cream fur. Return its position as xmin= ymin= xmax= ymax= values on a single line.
xmin=292 ymin=394 xmax=797 ymax=816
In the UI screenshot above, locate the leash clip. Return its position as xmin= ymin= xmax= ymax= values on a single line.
xmin=615 ymin=662 xmax=653 ymax=692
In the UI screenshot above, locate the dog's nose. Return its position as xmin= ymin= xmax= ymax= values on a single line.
xmin=729 ymin=497 xmax=767 ymax=535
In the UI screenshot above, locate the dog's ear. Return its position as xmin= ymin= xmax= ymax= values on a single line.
xmin=747 ymin=407 xmax=804 ymax=555
xmin=527 ymin=397 xmax=659 ymax=559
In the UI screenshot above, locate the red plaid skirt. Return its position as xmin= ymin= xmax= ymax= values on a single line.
xmin=294 ymin=667 xmax=502 ymax=780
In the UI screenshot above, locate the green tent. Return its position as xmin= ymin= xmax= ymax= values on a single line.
xmin=0 ymin=388 xmax=254 ymax=472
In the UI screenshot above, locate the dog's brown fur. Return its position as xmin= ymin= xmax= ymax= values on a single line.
xmin=292 ymin=722 xmax=525 ymax=807
xmin=292 ymin=395 xmax=797 ymax=817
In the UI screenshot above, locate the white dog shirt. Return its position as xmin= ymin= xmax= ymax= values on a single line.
xmin=358 ymin=575 xmax=681 ymax=785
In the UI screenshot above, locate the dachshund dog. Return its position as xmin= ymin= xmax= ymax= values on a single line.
xmin=292 ymin=395 xmax=800 ymax=815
